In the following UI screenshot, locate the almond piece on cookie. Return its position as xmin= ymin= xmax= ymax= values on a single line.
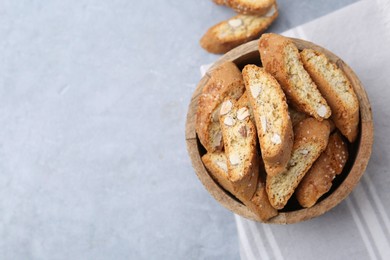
xmin=259 ymin=33 xmax=331 ymax=121
xmin=236 ymin=91 xmax=255 ymax=123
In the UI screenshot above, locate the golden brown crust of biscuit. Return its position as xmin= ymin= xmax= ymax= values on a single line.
xmin=200 ymin=7 xmax=278 ymax=54
xmin=259 ymin=33 xmax=331 ymax=121
xmin=266 ymin=118 xmax=330 ymax=209
xmin=300 ymin=49 xmax=360 ymax=142
xmin=219 ymin=99 xmax=259 ymax=200
xmin=196 ymin=62 xmax=245 ymax=152
xmin=243 ymin=65 xmax=293 ymax=177
xmin=295 ymin=132 xmax=349 ymax=208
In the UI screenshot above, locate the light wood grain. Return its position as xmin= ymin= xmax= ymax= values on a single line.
xmin=185 ymin=38 xmax=373 ymax=224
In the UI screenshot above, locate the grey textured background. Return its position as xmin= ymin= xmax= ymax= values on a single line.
xmin=0 ymin=0 xmax=357 ymax=259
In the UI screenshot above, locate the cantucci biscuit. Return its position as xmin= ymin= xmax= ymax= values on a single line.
xmin=219 ymin=98 xmax=259 ymax=200
xmin=243 ymin=65 xmax=293 ymax=177
xmin=295 ymin=132 xmax=348 ymax=208
xmin=301 ymin=49 xmax=360 ymax=142
xmin=259 ymin=33 xmax=331 ymax=120
xmin=266 ymin=118 xmax=330 ymax=209
xmin=200 ymin=6 xmax=278 ymax=54
xmin=196 ymin=62 xmax=245 ymax=152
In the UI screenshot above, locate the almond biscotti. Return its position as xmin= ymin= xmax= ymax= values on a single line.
xmin=259 ymin=33 xmax=331 ymax=121
xmin=196 ymin=62 xmax=245 ymax=152
xmin=301 ymin=49 xmax=360 ymax=142
xmin=202 ymin=152 xmax=278 ymax=221
xmin=295 ymin=132 xmax=348 ymax=208
xmin=200 ymin=6 xmax=278 ymax=54
xmin=266 ymin=118 xmax=330 ymax=209
xmin=214 ymin=0 xmax=276 ymax=15
xmin=219 ymin=98 xmax=259 ymax=200
xmin=242 ymin=65 xmax=293 ymax=177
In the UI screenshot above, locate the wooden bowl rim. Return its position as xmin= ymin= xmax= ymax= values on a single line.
xmin=185 ymin=38 xmax=374 ymax=224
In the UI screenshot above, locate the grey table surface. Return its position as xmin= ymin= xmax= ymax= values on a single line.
xmin=0 ymin=0 xmax=358 ymax=259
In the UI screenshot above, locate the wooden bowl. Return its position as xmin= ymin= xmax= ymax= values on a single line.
xmin=185 ymin=38 xmax=373 ymax=224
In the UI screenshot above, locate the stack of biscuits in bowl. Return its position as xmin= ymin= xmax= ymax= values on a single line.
xmin=187 ymin=33 xmax=373 ymax=224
